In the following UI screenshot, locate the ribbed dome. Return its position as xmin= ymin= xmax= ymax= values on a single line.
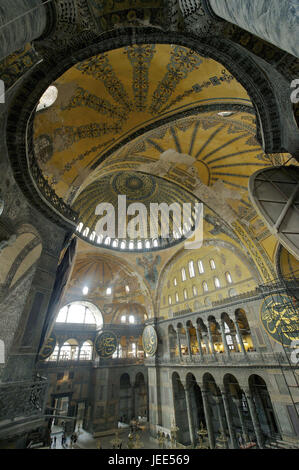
xmin=73 ymin=170 xmax=200 ymax=251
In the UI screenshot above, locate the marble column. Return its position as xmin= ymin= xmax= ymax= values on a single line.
xmin=220 ymin=322 xmax=230 ymax=357
xmin=185 ymin=326 xmax=193 ymax=360
xmin=0 ymin=0 xmax=51 ymax=61
xmin=244 ymin=388 xmax=264 ymax=449
xmin=201 ymin=388 xmax=215 ymax=449
xmin=195 ymin=327 xmax=204 ymax=360
xmin=208 ymin=0 xmax=299 ymax=58
xmin=176 ymin=330 xmax=182 ymax=360
xmin=221 ymin=389 xmax=238 ymax=449
xmin=233 ymin=398 xmax=249 ymax=444
xmin=184 ymin=384 xmax=196 ymax=447
xmin=234 ymin=321 xmax=247 ymax=356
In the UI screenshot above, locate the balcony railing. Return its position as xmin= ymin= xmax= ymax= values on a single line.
xmin=0 ymin=376 xmax=48 ymax=424
xmin=145 ymin=351 xmax=290 ymax=367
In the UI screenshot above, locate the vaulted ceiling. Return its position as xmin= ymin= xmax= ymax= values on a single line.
xmin=33 ymin=43 xmax=251 ymax=202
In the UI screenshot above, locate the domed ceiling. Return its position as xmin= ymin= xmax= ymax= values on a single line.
xmin=33 ymin=43 xmax=251 ymax=201
xmin=73 ymin=170 xmax=200 ymax=250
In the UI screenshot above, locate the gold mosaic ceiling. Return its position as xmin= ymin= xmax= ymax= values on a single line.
xmin=33 ymin=43 xmax=251 ymax=201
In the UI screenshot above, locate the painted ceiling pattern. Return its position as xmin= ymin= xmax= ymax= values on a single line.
xmin=88 ymin=0 xmax=165 ymax=31
xmin=32 ymin=42 xmax=294 ymax=297
xmin=72 ymin=170 xmax=199 ymax=239
xmin=66 ymin=250 xmax=152 ymax=320
xmin=33 ymin=43 xmax=250 ymax=200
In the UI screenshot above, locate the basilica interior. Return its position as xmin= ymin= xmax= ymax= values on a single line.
xmin=0 ymin=0 xmax=299 ymax=450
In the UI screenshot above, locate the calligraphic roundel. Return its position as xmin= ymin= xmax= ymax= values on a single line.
xmin=142 ymin=325 xmax=158 ymax=357
xmin=95 ymin=331 xmax=118 ymax=358
xmin=260 ymin=294 xmax=299 ymax=347
xmin=39 ymin=334 xmax=56 ymax=360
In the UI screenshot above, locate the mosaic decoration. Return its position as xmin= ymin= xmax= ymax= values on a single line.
xmin=149 ymin=46 xmax=203 ymax=115
xmin=88 ymin=0 xmax=165 ymax=31
xmin=112 ymin=172 xmax=157 ymax=201
xmin=76 ymin=53 xmax=133 ymax=111
xmin=39 ymin=334 xmax=56 ymax=360
xmin=260 ymin=294 xmax=299 ymax=347
xmin=137 ymin=254 xmax=161 ymax=289
xmin=161 ymin=69 xmax=235 ymax=113
xmin=95 ymin=331 xmax=118 ymax=358
xmin=54 ymin=123 xmax=122 ymax=152
xmin=126 ymin=44 xmax=156 ymax=111
xmin=142 ymin=325 xmax=158 ymax=356
xmin=61 ymin=87 xmax=127 ymax=122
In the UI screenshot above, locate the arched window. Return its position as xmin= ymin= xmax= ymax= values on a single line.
xmin=79 ymin=341 xmax=93 ymax=360
xmin=76 ymin=222 xmax=83 ymax=233
xmin=181 ymin=268 xmax=187 ymax=282
xmin=120 ymin=241 xmax=126 ymax=250
xmin=202 ymin=281 xmax=208 ymax=292
xmin=125 ymin=285 xmax=130 ymax=293
xmin=130 ymin=342 xmax=137 ymax=357
xmin=56 ymin=302 xmax=102 ymax=326
xmin=183 ymin=288 xmax=188 ymax=300
xmin=224 ymin=323 xmax=234 ymax=350
xmin=188 ymin=260 xmax=195 ymax=278
xmin=90 ymin=231 xmax=96 ymax=242
xmin=174 ymin=278 xmax=177 ymax=286
xmin=214 ymin=277 xmax=221 ymax=289
xmin=153 ymin=239 xmax=158 ymax=248
xmin=129 ymin=241 xmax=134 ymax=250
xmin=47 ymin=344 xmax=59 ymax=362
xmin=121 ymin=315 xmax=126 ymax=323
xmin=226 ymin=272 xmax=233 ymax=284
xmin=145 ymin=240 xmax=151 ymax=249
xmin=60 ymin=340 xmax=79 ymax=361
xmin=113 ymin=344 xmax=123 ymax=358
xmin=137 ymin=240 xmax=142 ymax=250
xmin=129 ymin=315 xmax=135 ymax=324
xmin=36 ymin=85 xmax=58 ymax=112
xmin=104 ymin=237 xmax=111 ymax=246
xmin=83 ymin=227 xmax=90 ymax=237
xmin=175 ymin=292 xmax=179 ymax=303
xmin=210 ymin=259 xmax=216 ymax=270
xmin=192 ymin=285 xmax=198 ymax=296
xmin=198 ymin=260 xmax=204 ymax=274
xmin=168 ymin=295 xmax=172 ymax=305
xmin=82 ymin=286 xmax=89 ymax=296
xmin=106 ymin=287 xmax=112 ymax=295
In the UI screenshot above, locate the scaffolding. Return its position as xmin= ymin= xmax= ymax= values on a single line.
xmin=259 ymin=270 xmax=299 ymax=420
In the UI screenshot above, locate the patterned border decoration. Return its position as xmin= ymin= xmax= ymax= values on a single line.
xmin=126 ymin=44 xmax=156 ymax=111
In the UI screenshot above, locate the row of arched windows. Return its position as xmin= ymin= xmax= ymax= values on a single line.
xmin=175 ymin=260 xmax=233 ymax=286
xmin=77 ymin=223 xmax=161 ymax=250
xmin=168 ymin=272 xmax=233 ymax=305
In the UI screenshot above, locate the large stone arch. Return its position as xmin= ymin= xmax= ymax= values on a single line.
xmin=6 ymin=28 xmax=290 ymax=232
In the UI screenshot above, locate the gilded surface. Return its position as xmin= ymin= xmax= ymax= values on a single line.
xmin=142 ymin=325 xmax=158 ymax=356
xmin=260 ymin=295 xmax=299 ymax=347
